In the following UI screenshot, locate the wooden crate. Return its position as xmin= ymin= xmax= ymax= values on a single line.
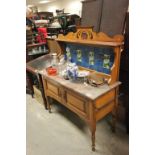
xmin=33 ymin=85 xmax=43 ymax=105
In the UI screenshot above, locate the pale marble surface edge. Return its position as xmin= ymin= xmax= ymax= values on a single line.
xmin=39 ymin=70 xmax=121 ymax=100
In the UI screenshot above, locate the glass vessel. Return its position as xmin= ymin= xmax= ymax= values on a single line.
xmin=51 ymin=53 xmax=59 ymax=67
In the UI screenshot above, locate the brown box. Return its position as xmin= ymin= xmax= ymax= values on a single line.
xmin=33 ymin=85 xmax=43 ymax=105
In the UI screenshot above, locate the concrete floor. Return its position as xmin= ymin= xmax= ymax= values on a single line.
xmin=27 ymin=94 xmax=129 ymax=155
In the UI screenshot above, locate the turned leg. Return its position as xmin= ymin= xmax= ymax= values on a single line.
xmin=112 ymin=110 xmax=116 ymax=132
xmin=89 ymin=102 xmax=96 ymax=151
xmin=42 ymin=77 xmax=52 ymax=112
xmin=111 ymin=90 xmax=119 ymax=132
xmin=46 ymin=96 xmax=52 ymax=113
xmin=88 ymin=123 xmax=96 ymax=151
xmin=91 ymin=130 xmax=96 ymax=151
xmin=37 ymin=74 xmax=48 ymax=110
xmin=89 ymin=123 xmax=96 ymax=151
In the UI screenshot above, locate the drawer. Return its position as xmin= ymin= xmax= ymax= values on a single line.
xmin=46 ymin=80 xmax=62 ymax=102
xmin=46 ymin=81 xmax=59 ymax=96
xmin=66 ymin=92 xmax=88 ymax=117
xmin=95 ymin=90 xmax=115 ymax=109
xmin=96 ymin=101 xmax=115 ymax=121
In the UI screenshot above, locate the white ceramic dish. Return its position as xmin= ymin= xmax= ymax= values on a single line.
xmin=77 ymin=71 xmax=90 ymax=77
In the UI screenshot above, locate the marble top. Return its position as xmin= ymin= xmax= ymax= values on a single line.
xmin=39 ymin=70 xmax=121 ymax=101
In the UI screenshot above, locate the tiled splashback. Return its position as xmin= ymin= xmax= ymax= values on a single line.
xmin=65 ymin=43 xmax=114 ymax=74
